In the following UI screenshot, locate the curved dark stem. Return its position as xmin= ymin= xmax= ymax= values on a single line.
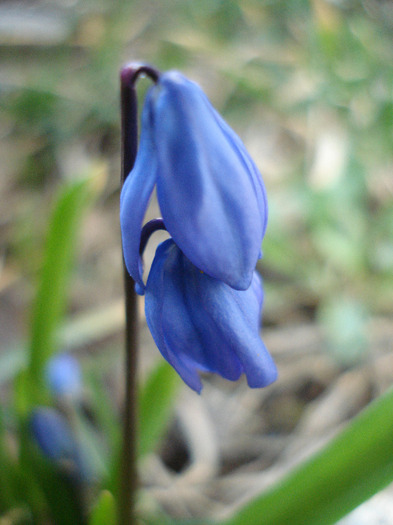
xmin=139 ymin=218 xmax=167 ymax=256
xmin=121 ymin=63 xmax=160 ymax=94
xmin=119 ymin=62 xmax=160 ymax=525
xmin=121 ymin=63 xmax=160 ymax=182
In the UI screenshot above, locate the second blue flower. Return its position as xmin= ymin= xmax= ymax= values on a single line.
xmin=120 ymin=71 xmax=268 ymax=292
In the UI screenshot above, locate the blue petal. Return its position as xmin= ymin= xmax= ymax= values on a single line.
xmin=151 ymin=71 xmax=264 ymax=290
xmin=30 ymin=407 xmax=77 ymax=462
xmin=160 ymin=243 xmax=243 ymax=382
xmin=46 ymin=353 xmax=82 ymax=398
xmin=145 ymin=240 xmax=277 ymax=391
xmin=206 ymin=97 xmax=268 ymax=238
xmin=120 ymin=90 xmax=157 ymax=292
xmin=183 ymin=262 xmax=277 ymax=388
xmin=145 ymin=240 xmax=203 ymax=392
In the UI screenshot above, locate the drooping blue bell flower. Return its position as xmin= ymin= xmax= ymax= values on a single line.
xmin=120 ymin=71 xmax=268 ymax=293
xmin=30 ymin=407 xmax=79 ymax=463
xmin=144 ymin=238 xmax=277 ymax=393
xmin=46 ymin=353 xmax=82 ymax=398
xmin=30 ymin=407 xmax=92 ymax=482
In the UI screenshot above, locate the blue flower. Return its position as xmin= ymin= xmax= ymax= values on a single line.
xmin=30 ymin=407 xmax=79 ymax=463
xmin=144 ymin=239 xmax=277 ymax=393
xmin=46 ymin=353 xmax=82 ymax=398
xmin=120 ymin=71 xmax=268 ymax=293
xmin=30 ymin=407 xmax=93 ymax=482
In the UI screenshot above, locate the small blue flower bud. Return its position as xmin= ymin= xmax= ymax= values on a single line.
xmin=30 ymin=407 xmax=77 ymax=462
xmin=46 ymin=354 xmax=82 ymax=398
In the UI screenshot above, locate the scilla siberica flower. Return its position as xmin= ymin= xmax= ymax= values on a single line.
xmin=144 ymin=233 xmax=277 ymax=393
xmin=30 ymin=407 xmax=92 ymax=482
xmin=30 ymin=407 xmax=80 ymax=464
xmin=46 ymin=353 xmax=82 ymax=399
xmin=120 ymin=66 xmax=276 ymax=392
xmin=120 ymin=70 xmax=268 ymax=292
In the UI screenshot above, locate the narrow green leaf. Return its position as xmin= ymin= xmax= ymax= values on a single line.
xmin=224 ymin=385 xmax=393 ymax=525
xmin=138 ymin=361 xmax=180 ymax=458
xmin=17 ymin=413 xmax=89 ymax=523
xmin=22 ymin=165 xmax=104 ymax=410
xmin=28 ymin=450 xmax=86 ymax=525
xmin=89 ymin=490 xmax=116 ymax=525
xmin=17 ymin=422 xmax=59 ymax=520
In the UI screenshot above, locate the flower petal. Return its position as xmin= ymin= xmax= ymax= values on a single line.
xmin=46 ymin=353 xmax=82 ymax=398
xmin=120 ymin=90 xmax=157 ymax=292
xmin=183 ymin=261 xmax=277 ymax=388
xmin=145 ymin=240 xmax=276 ymax=391
xmin=206 ymin=98 xmax=268 ymax=238
xmin=151 ymin=71 xmax=264 ymax=290
xmin=145 ymin=240 xmax=203 ymax=392
xmin=30 ymin=407 xmax=77 ymax=462
xmin=160 ymin=243 xmax=243 ymax=382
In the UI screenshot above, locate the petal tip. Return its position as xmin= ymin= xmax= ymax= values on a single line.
xmin=228 ymin=270 xmax=254 ymax=291
xmin=135 ymin=282 xmax=145 ymax=296
xmin=247 ymin=363 xmax=278 ymax=389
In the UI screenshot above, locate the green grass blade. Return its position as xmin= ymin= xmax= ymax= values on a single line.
xmin=26 ymin=440 xmax=87 ymax=525
xmin=23 ymin=166 xmax=103 ymax=408
xmin=89 ymin=490 xmax=116 ymax=525
xmin=138 ymin=361 xmax=180 ymax=459
xmin=224 ymin=385 xmax=393 ymax=525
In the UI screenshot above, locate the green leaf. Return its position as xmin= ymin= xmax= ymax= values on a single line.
xmin=20 ymin=165 xmax=104 ymax=411
xmin=223 ymin=385 xmax=393 ymax=525
xmin=138 ymin=361 xmax=180 ymax=458
xmin=16 ymin=420 xmax=69 ymax=522
xmin=89 ymin=490 xmax=116 ymax=525
xmin=26 ymin=443 xmax=86 ymax=525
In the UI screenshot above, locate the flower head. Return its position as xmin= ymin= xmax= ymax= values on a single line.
xmin=144 ymin=239 xmax=277 ymax=393
xmin=120 ymin=71 xmax=268 ymax=293
xmin=30 ymin=407 xmax=93 ymax=482
xmin=46 ymin=353 xmax=82 ymax=399
xmin=30 ymin=407 xmax=79 ymax=463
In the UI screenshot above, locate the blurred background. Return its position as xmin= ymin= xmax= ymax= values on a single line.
xmin=0 ymin=0 xmax=393 ymax=523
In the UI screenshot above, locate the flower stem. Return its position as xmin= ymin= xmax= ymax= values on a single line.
xmin=139 ymin=219 xmax=167 ymax=257
xmin=119 ymin=62 xmax=160 ymax=525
